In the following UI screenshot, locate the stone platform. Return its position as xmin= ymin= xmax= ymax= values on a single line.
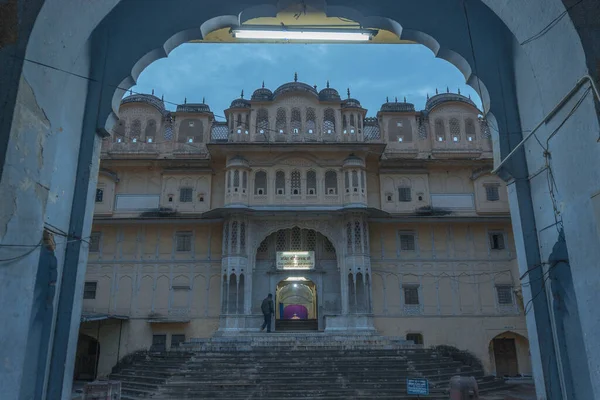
xmin=110 ymin=333 xmax=507 ymax=399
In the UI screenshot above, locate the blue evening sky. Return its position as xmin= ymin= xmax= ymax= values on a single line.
xmin=131 ymin=43 xmax=481 ymax=119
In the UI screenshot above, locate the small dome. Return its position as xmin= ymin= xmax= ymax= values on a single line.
xmin=380 ymin=98 xmax=415 ymax=113
xmin=342 ymin=154 xmax=365 ymax=169
xmin=176 ymin=103 xmax=211 ymax=113
xmin=273 ymin=82 xmax=319 ymax=99
xmin=226 ymin=155 xmax=250 ymax=169
xmin=342 ymin=98 xmax=362 ymax=109
xmin=318 ymin=87 xmax=341 ymax=102
xmin=251 ymin=87 xmax=273 ymax=101
xmin=230 ymin=98 xmax=251 ymax=109
xmin=425 ymin=92 xmax=476 ymax=112
xmin=121 ymin=93 xmax=167 ymax=115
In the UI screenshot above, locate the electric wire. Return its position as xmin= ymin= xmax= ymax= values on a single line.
xmin=520 ymin=0 xmax=585 ymax=46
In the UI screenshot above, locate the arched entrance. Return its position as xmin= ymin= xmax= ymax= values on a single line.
xmin=253 ymin=227 xmax=340 ymax=331
xmin=489 ymin=331 xmax=531 ymax=378
xmin=73 ymin=334 xmax=100 ymax=381
xmin=276 ymin=278 xmax=318 ymax=331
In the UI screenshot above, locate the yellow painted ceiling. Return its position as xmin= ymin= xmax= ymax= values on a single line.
xmin=192 ymin=9 xmax=413 ymax=44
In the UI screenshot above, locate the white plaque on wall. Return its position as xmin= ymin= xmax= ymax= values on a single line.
xmin=276 ymin=251 xmax=315 ymax=270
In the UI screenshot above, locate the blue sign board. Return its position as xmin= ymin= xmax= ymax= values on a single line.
xmin=406 ymin=378 xmax=429 ymax=396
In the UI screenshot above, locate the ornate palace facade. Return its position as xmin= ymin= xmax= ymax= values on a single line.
xmin=77 ymin=78 xmax=531 ymax=380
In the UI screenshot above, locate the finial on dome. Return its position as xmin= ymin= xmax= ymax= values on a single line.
xmin=161 ymin=94 xmax=164 ymax=101
xmin=241 ymin=90 xmax=244 ymax=99
xmin=129 ymin=89 xmax=133 ymax=96
xmin=395 ymin=96 xmax=398 ymax=102
xmin=386 ymin=96 xmax=389 ymax=102
xmin=458 ymin=88 xmax=461 ymax=95
xmin=262 ymin=81 xmax=265 ymax=88
xmin=326 ymin=80 xmax=330 ymax=88
xmin=202 ymin=96 xmax=205 ymax=104
xmin=152 ymin=89 xmax=154 ymax=95
xmin=294 ymin=72 xmax=298 ymax=82
xmin=184 ymin=97 xmax=187 ymax=104
xmin=468 ymin=94 xmax=472 ymax=99
xmin=404 ymin=96 xmax=407 ymax=103
xmin=446 ymin=86 xmax=449 ymax=93
xmin=436 ymin=88 xmax=439 ymax=94
xmin=314 ymin=84 xmax=317 ymax=90
xmin=427 ymin=93 xmax=430 ymax=100
xmin=347 ymin=88 xmax=351 ymax=98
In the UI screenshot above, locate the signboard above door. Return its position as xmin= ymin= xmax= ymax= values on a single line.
xmin=276 ymin=251 xmax=315 ymax=270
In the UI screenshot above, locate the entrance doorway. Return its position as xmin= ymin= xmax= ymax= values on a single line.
xmin=73 ymin=334 xmax=100 ymax=381
xmin=493 ymin=338 xmax=519 ymax=377
xmin=276 ymin=278 xmax=317 ymax=331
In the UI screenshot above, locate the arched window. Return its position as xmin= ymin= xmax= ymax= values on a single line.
xmin=350 ymin=114 xmax=355 ymax=128
xmin=450 ymin=118 xmax=461 ymax=142
xmin=236 ymin=114 xmax=242 ymax=128
xmin=291 ymin=227 xmax=301 ymax=250
xmin=131 ymin=119 xmax=142 ymax=137
xmin=276 ymin=108 xmax=287 ymax=134
xmin=254 ymin=171 xmax=267 ymax=195
xmin=240 ymin=222 xmax=246 ymax=252
xmin=145 ymin=119 xmax=157 ymax=139
xmin=465 ymin=118 xmax=476 ymax=141
xmin=114 ymin=119 xmax=126 ymax=138
xmin=233 ymin=170 xmax=240 ymax=188
xmin=291 ymin=108 xmax=301 ymax=134
xmin=435 ymin=119 xmax=445 ymax=142
xmin=343 ymin=115 xmax=348 ymax=130
xmin=291 ymin=170 xmax=301 ymax=195
xmin=346 ymin=222 xmax=353 ymax=252
xmin=306 ymin=108 xmax=316 ymax=134
xmin=245 ymin=114 xmax=249 ymax=133
xmin=256 ymin=108 xmax=269 ymax=134
xmin=227 ymin=171 xmax=232 ymax=190
xmin=352 ymin=170 xmax=359 ymax=191
xmin=323 ymin=108 xmax=336 ymax=134
xmin=354 ymin=221 xmax=362 ymax=248
xmin=388 ymin=118 xmax=412 ymax=142
xmin=307 ymin=170 xmax=317 ymax=195
xmin=325 ymin=170 xmax=337 ymax=195
xmin=242 ymin=171 xmax=247 ymax=189
xmin=345 ymin=171 xmax=350 ymax=192
xmin=360 ymin=170 xmax=365 ymax=192
xmin=276 ymin=171 xmax=285 ymax=195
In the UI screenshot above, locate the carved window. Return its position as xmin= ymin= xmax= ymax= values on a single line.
xmin=145 ymin=119 xmax=157 ymax=138
xmin=398 ymin=187 xmax=412 ymax=202
xmin=131 ymin=119 xmax=142 ymax=137
xmin=233 ymin=170 xmax=240 ymax=188
xmin=306 ymin=108 xmax=316 ymax=134
xmin=240 ymin=222 xmax=246 ymax=252
xmin=480 ymin=119 xmax=492 ymax=139
xmin=291 ymin=227 xmax=302 ymax=250
xmin=83 ymin=282 xmax=97 ymax=299
xmin=325 ymin=170 xmax=337 ymax=195
xmin=435 ymin=119 xmax=445 ymax=141
xmin=245 ymin=115 xmax=249 ymax=133
xmin=403 ymin=285 xmax=420 ymax=305
xmin=354 ymin=221 xmax=362 ymax=249
xmin=352 ymin=170 xmax=359 ymax=191
xmin=345 ymin=171 xmax=350 ymax=192
xmin=175 ymin=231 xmax=192 ymax=252
xmin=360 ymin=170 xmax=365 ymax=192
xmin=291 ymin=108 xmax=301 ymax=134
xmin=227 ymin=171 xmax=232 ymax=189
xmin=276 ymin=108 xmax=287 ymax=134
xmin=496 ymin=285 xmax=513 ymax=305
xmin=223 ymin=222 xmax=229 ymax=251
xmin=485 ymin=184 xmax=500 ymax=201
xmin=465 ymin=118 xmax=476 ymax=140
xmin=307 ymin=170 xmax=317 ymax=195
xmin=276 ymin=171 xmax=285 ymax=195
xmin=399 ymin=233 xmax=416 ymax=251
xmin=343 ymin=115 xmax=348 ymax=130
xmin=362 ymin=221 xmax=369 ymax=250
xmin=180 ymin=187 xmax=193 ymax=203
xmin=257 ymin=239 xmax=268 ymax=254
xmin=231 ymin=221 xmax=238 ymax=251
xmin=95 ymin=188 xmax=104 ymax=203
xmin=406 ymin=333 xmax=423 ymax=345
xmin=256 ymin=108 xmax=269 ymax=134
xmin=450 ymin=118 xmax=461 ymax=142
xmin=306 ymin=230 xmax=316 ymax=252
xmin=255 ymin=171 xmax=267 ymax=195
xmin=323 ymin=108 xmax=335 ymax=134
xmin=236 ymin=114 xmax=242 ymax=128
xmin=324 ymin=238 xmax=335 ymax=254
xmin=89 ymin=232 xmax=101 ymax=252
xmin=276 ymin=230 xmax=287 ymax=251
xmin=358 ymin=118 xmax=362 ymax=130
xmin=350 ymin=114 xmax=355 ymax=129
xmin=291 ymin=170 xmax=301 ymax=195
xmin=346 ymin=222 xmax=353 ymax=252
xmin=242 ymin=171 xmax=247 ymax=189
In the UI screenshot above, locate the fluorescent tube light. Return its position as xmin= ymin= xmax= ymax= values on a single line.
xmin=232 ymin=28 xmax=373 ymax=42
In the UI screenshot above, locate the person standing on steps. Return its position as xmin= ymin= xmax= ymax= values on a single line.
xmin=260 ymin=293 xmax=274 ymax=332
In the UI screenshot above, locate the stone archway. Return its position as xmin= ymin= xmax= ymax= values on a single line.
xmin=488 ymin=331 xmax=531 ymax=378
xmin=73 ymin=334 xmax=100 ymax=381
xmin=2 ymin=1 xmax=600 ymax=399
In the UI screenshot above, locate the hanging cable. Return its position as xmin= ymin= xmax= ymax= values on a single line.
xmin=520 ymin=0 xmax=585 ymax=46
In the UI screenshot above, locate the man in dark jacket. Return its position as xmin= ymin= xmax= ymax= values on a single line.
xmin=260 ymin=293 xmax=274 ymax=332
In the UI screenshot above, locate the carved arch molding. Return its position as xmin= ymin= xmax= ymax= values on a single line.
xmin=249 ymin=218 xmax=343 ymax=257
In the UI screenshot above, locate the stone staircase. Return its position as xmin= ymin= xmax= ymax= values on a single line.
xmin=111 ymin=333 xmax=505 ymax=399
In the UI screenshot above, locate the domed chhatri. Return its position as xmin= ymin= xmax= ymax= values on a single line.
xmin=251 ymin=81 xmax=274 ymax=102
xmin=318 ymin=80 xmax=341 ymax=102
xmin=272 ymin=72 xmax=319 ymax=99
xmin=425 ymin=91 xmax=476 ymax=112
xmin=177 ymin=97 xmax=211 ymax=113
xmin=121 ymin=93 xmax=168 ymax=115
xmin=341 ymin=88 xmax=362 ymax=109
xmin=230 ymin=90 xmax=251 ymax=109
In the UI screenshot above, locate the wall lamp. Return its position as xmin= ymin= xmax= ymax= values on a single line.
xmin=231 ymin=26 xmax=377 ymax=42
